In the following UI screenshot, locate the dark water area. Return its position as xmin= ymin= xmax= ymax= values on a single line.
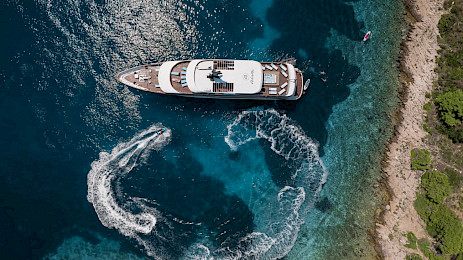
xmin=0 ymin=0 xmax=404 ymax=259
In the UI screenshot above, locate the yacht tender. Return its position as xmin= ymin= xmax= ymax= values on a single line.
xmin=116 ymin=59 xmax=307 ymax=100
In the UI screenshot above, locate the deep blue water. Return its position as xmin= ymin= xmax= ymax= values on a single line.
xmin=0 ymin=0 xmax=404 ymax=259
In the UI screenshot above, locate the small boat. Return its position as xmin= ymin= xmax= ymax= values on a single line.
xmin=303 ymin=79 xmax=311 ymax=91
xmin=157 ymin=128 xmax=166 ymax=135
xmin=363 ymin=31 xmax=371 ymax=42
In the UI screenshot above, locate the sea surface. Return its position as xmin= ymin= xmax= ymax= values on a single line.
xmin=0 ymin=0 xmax=405 ymax=259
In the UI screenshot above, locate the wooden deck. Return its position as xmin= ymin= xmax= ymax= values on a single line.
xmin=122 ymin=64 xmax=165 ymax=94
xmin=170 ymin=61 xmax=193 ymax=94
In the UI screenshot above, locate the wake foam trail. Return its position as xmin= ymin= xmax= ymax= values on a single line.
xmin=197 ymin=108 xmax=327 ymax=260
xmin=87 ymin=124 xmax=171 ymax=256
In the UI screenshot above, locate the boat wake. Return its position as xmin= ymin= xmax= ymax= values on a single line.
xmin=87 ymin=111 xmax=327 ymax=259
xmin=87 ymin=124 xmax=171 ymax=257
xmin=219 ymin=108 xmax=327 ymax=259
xmin=184 ymin=109 xmax=328 ymax=259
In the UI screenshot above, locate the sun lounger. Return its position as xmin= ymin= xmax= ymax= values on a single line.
xmin=271 ymin=63 xmax=278 ymax=70
xmin=269 ymin=90 xmax=277 ymax=95
xmin=182 ymin=83 xmax=188 ymax=87
xmin=262 ymin=66 xmax=266 ymax=70
xmin=181 ymin=80 xmax=187 ymax=83
xmin=181 ymin=76 xmax=187 ymax=79
xmin=183 ymin=67 xmax=188 ymax=71
xmin=279 ymin=88 xmax=286 ymax=95
xmin=265 ymin=65 xmax=273 ymax=70
xmin=280 ymin=82 xmax=288 ymax=89
xmin=181 ymin=71 xmax=187 ymax=75
xmin=280 ymin=64 xmax=287 ymax=71
xmin=269 ymin=87 xmax=277 ymax=92
xmin=281 ymin=70 xmax=288 ymax=78
xmin=171 ymin=72 xmax=180 ymax=76
xmin=155 ymin=69 xmax=160 ymax=72
xmin=155 ymin=84 xmax=160 ymax=88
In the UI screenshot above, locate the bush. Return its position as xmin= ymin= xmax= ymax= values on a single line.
xmin=405 ymin=232 xmax=418 ymax=249
xmin=438 ymin=13 xmax=456 ymax=36
xmin=417 ymin=238 xmax=448 ymax=260
xmin=415 ymin=169 xmax=463 ymax=256
xmin=406 ymin=254 xmax=423 ymax=260
xmin=428 ymin=206 xmax=463 ymax=255
xmin=421 ymin=171 xmax=452 ymax=204
xmin=423 ymin=102 xmax=432 ymax=111
xmin=435 ymin=90 xmax=463 ymax=127
xmin=411 ymin=149 xmax=432 ymax=170
xmin=446 ymin=168 xmax=463 ymax=191
xmin=415 ymin=193 xmax=436 ymax=220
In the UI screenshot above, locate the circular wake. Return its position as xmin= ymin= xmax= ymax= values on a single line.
xmin=225 ymin=109 xmax=327 ymax=202
xmin=87 ymin=124 xmax=171 ymax=257
xmin=209 ymin=108 xmax=328 ymax=259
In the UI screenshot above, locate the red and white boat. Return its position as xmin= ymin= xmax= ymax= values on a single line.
xmin=363 ymin=31 xmax=372 ymax=42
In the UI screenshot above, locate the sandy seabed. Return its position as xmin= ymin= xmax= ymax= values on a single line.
xmin=376 ymin=0 xmax=444 ymax=259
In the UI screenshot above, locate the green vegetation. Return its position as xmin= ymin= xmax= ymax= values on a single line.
xmin=414 ymin=170 xmax=463 ymax=256
xmin=405 ymin=232 xmax=418 ymax=249
xmin=410 ymin=2 xmax=463 ymax=260
xmin=406 ymin=254 xmax=423 ymax=260
xmin=411 ymin=149 xmax=431 ymax=170
xmin=421 ymin=170 xmax=452 ymax=204
xmin=435 ymin=0 xmax=463 ymax=142
xmin=417 ymin=238 xmax=447 ymax=260
xmin=435 ymin=90 xmax=463 ymax=127
xmin=423 ymin=102 xmax=432 ymax=111
xmin=445 ymin=168 xmax=463 ymax=191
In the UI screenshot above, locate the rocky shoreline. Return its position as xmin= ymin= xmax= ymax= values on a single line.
xmin=375 ymin=0 xmax=444 ymax=259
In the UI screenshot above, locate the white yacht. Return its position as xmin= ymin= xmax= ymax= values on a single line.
xmin=116 ymin=59 xmax=308 ymax=100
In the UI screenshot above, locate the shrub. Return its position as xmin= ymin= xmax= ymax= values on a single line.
xmin=438 ymin=13 xmax=456 ymax=36
xmin=405 ymin=232 xmax=418 ymax=249
xmin=415 ymin=193 xmax=436 ymax=220
xmin=423 ymin=102 xmax=432 ymax=111
xmin=445 ymin=168 xmax=463 ymax=191
xmin=428 ymin=206 xmax=463 ymax=255
xmin=435 ymin=90 xmax=463 ymax=127
xmin=415 ymin=169 xmax=463 ymax=256
xmin=411 ymin=149 xmax=432 ymax=170
xmin=421 ymin=170 xmax=452 ymax=204
xmin=406 ymin=254 xmax=423 ymax=260
xmin=417 ymin=238 xmax=448 ymax=260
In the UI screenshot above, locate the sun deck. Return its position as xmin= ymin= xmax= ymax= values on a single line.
xmin=259 ymin=62 xmax=299 ymax=98
xmin=169 ymin=61 xmax=193 ymax=94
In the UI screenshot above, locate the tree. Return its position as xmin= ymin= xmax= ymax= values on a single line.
xmin=435 ymin=90 xmax=463 ymax=127
xmin=421 ymin=170 xmax=452 ymax=204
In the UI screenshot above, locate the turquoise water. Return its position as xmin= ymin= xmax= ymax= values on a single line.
xmin=0 ymin=0 xmax=404 ymax=258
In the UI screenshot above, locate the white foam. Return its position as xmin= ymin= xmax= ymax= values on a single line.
xmin=215 ymin=108 xmax=328 ymax=259
xmin=87 ymin=124 xmax=171 ymax=256
xmin=85 ymin=112 xmax=326 ymax=259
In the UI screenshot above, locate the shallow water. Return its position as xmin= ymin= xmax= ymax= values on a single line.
xmin=0 ymin=0 xmax=404 ymax=258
